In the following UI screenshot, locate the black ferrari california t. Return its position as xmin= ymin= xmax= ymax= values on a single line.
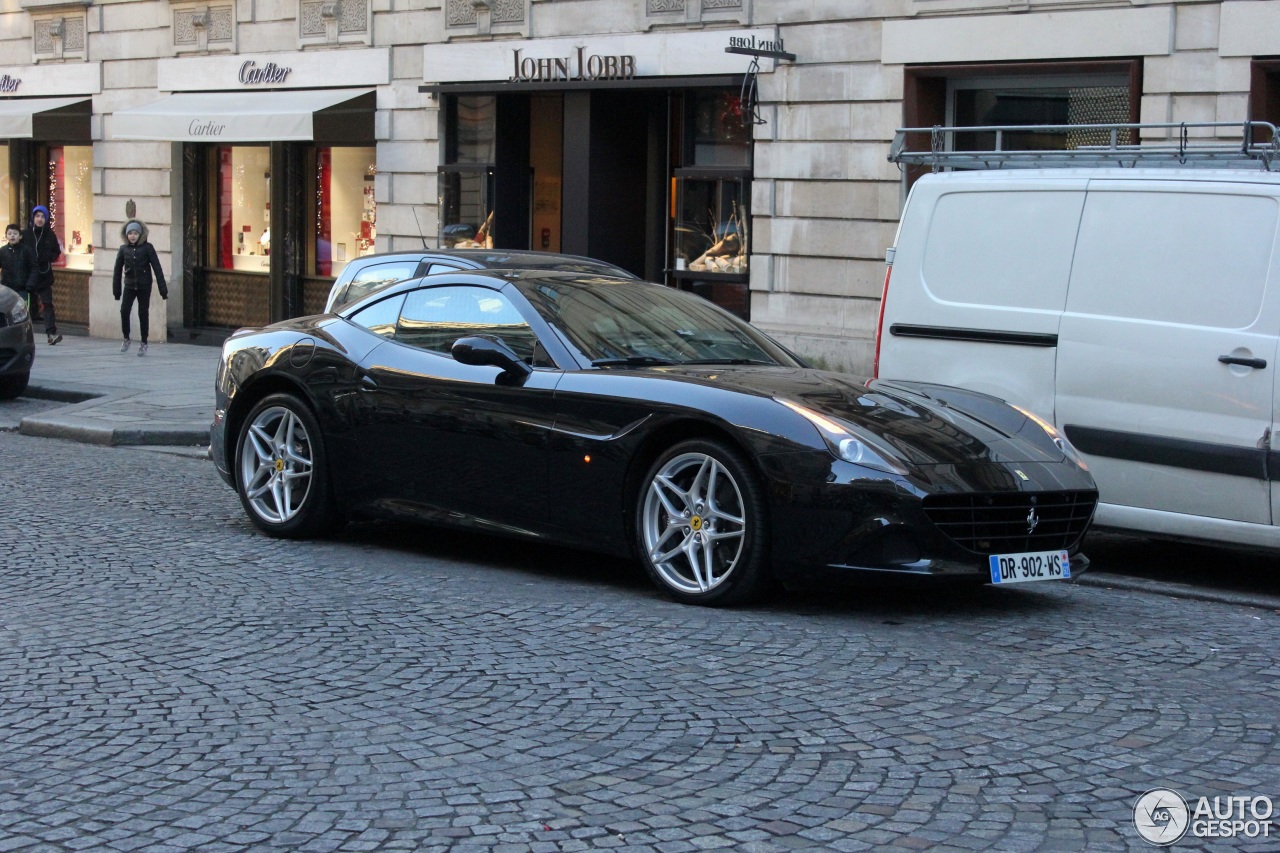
xmin=211 ymin=270 xmax=1098 ymax=606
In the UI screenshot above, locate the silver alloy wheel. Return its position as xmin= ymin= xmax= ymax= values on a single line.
xmin=641 ymin=451 xmax=747 ymax=594
xmin=239 ymin=405 xmax=315 ymax=525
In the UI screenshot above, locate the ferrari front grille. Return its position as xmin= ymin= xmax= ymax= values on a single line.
xmin=922 ymin=490 xmax=1098 ymax=554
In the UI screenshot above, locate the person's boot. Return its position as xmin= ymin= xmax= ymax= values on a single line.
xmin=47 ymin=333 xmax=62 ymax=345
xmin=138 ymin=342 xmax=148 ymax=357
xmin=120 ymin=339 xmax=131 ymax=353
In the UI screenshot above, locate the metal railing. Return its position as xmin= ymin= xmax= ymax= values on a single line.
xmin=889 ymin=120 xmax=1280 ymax=172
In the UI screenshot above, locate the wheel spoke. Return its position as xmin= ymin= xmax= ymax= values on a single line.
xmin=687 ymin=456 xmax=713 ymax=506
xmin=247 ymin=424 xmax=274 ymax=463
xmin=269 ymin=477 xmax=287 ymax=521
xmin=653 ymin=474 xmax=689 ymax=517
xmin=682 ymin=537 xmax=709 ymax=592
xmin=705 ymin=528 xmax=743 ymax=543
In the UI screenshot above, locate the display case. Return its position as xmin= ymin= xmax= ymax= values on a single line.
xmin=671 ymin=171 xmax=748 ymax=279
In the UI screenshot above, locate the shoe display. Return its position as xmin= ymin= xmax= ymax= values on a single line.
xmin=120 ymin=339 xmax=132 ymax=353
xmin=47 ymin=333 xmax=62 ymax=346
xmin=138 ymin=343 xmax=148 ymax=357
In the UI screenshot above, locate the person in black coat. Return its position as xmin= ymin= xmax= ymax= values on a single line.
xmin=0 ymin=223 xmax=26 ymax=298
xmin=112 ymin=219 xmax=168 ymax=356
xmin=23 ymin=205 xmax=61 ymax=344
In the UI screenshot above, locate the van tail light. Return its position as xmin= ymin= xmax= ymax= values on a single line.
xmin=872 ymin=249 xmax=895 ymax=379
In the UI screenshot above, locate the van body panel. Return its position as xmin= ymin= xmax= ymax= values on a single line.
xmin=1055 ymin=185 xmax=1280 ymax=525
xmin=879 ymin=167 xmax=1280 ymax=547
xmin=880 ymin=175 xmax=1088 ymax=422
xmin=1096 ymin=502 xmax=1280 ymax=549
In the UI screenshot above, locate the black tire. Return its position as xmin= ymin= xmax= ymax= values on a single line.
xmin=0 ymin=372 xmax=28 ymax=400
xmin=235 ymin=392 xmax=336 ymax=538
xmin=635 ymin=438 xmax=771 ymax=606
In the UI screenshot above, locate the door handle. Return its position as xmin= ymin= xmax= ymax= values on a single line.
xmin=1218 ymin=355 xmax=1268 ymax=369
xmin=360 ymin=374 xmax=379 ymax=390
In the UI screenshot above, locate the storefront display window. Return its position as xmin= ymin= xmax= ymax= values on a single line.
xmin=48 ymin=145 xmax=94 ymax=271
xmin=674 ymin=176 xmax=747 ymax=275
xmin=671 ymin=88 xmax=751 ymax=284
xmin=0 ymin=145 xmax=9 ymax=227
xmin=441 ymin=96 xmax=496 ymax=248
xmin=315 ymin=146 xmax=376 ymax=277
xmin=216 ymin=145 xmax=271 ymax=273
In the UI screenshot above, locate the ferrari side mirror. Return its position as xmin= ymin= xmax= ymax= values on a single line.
xmin=452 ymin=335 xmax=533 ymax=381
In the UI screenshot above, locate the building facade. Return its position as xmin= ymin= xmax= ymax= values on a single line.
xmin=0 ymin=0 xmax=1276 ymax=371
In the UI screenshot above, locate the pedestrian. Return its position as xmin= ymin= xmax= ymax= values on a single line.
xmin=112 ymin=219 xmax=167 ymax=356
xmin=23 ymin=205 xmax=62 ymax=345
xmin=0 ymin=223 xmax=26 ymax=300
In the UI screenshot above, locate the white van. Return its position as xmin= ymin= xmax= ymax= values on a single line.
xmin=876 ymin=123 xmax=1280 ymax=550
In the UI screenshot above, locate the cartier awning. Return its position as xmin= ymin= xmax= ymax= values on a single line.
xmin=0 ymin=97 xmax=91 ymax=139
xmin=108 ymin=88 xmax=374 ymax=143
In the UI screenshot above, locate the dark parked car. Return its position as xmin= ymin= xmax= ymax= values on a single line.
xmin=212 ymin=271 xmax=1098 ymax=606
xmin=323 ymin=248 xmax=637 ymax=313
xmin=0 ymin=284 xmax=35 ymax=399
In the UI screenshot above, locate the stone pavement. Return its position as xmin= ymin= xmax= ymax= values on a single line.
xmin=14 ymin=333 xmax=221 ymax=447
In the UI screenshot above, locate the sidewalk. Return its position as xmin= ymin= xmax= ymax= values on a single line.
xmin=16 ymin=334 xmax=221 ymax=447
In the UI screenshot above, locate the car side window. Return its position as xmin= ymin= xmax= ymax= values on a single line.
xmin=343 ymin=261 xmax=422 ymax=306
xmin=348 ymin=294 xmax=406 ymax=339
xmin=396 ymin=286 xmax=541 ymax=364
xmin=424 ymin=263 xmax=465 ymax=275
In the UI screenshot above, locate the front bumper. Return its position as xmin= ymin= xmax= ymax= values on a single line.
xmin=760 ymin=453 xmax=1097 ymax=582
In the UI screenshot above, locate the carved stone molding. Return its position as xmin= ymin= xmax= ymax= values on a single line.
xmin=648 ymin=0 xmax=685 ymax=11
xmin=447 ymin=0 xmax=477 ymax=26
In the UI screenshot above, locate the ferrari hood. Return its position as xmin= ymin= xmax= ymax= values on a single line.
xmin=661 ymin=366 xmax=1065 ymax=466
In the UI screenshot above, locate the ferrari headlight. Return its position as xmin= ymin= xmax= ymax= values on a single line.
xmin=776 ymin=398 xmax=907 ymax=475
xmin=1011 ymin=404 xmax=1088 ymax=470
xmin=9 ymin=299 xmax=28 ymax=325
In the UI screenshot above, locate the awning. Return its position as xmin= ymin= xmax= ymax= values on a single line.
xmin=0 ymin=97 xmax=91 ymax=138
xmin=109 ymin=88 xmax=374 ymax=142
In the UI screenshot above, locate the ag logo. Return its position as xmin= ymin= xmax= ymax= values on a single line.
xmin=1134 ymin=788 xmax=1190 ymax=845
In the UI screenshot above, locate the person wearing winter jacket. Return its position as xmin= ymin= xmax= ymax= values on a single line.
xmin=112 ymin=219 xmax=168 ymax=356
xmin=0 ymin=223 xmax=26 ymax=297
xmin=23 ymin=205 xmax=61 ymax=344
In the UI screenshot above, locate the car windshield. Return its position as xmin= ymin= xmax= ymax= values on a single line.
xmin=520 ymin=278 xmax=802 ymax=368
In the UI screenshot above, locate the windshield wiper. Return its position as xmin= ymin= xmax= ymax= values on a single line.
xmin=591 ymin=356 xmax=677 ymax=368
xmin=679 ymin=358 xmax=775 ymax=366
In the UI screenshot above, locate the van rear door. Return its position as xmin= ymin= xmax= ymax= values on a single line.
xmin=1056 ymin=181 xmax=1280 ymax=526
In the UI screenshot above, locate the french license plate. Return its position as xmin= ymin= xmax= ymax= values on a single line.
xmin=989 ymin=549 xmax=1071 ymax=584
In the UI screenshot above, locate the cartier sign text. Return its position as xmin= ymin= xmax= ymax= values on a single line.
xmin=239 ymin=61 xmax=291 ymax=85
xmin=0 ymin=75 xmax=19 ymax=93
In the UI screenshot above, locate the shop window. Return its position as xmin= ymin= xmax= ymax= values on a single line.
xmin=216 ymin=146 xmax=271 ymax=273
xmin=440 ymin=96 xmax=496 ymax=248
xmin=315 ymin=146 xmax=376 ymax=277
xmin=0 ymin=145 xmax=10 ymax=227
xmin=172 ymin=3 xmax=236 ymax=55
xmin=47 ymin=145 xmax=93 ymax=271
xmin=670 ymin=89 xmax=751 ymax=285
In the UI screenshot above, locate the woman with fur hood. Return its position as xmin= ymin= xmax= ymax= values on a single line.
xmin=112 ymin=219 xmax=168 ymax=356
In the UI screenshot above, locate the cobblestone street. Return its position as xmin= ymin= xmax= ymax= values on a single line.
xmin=2 ymin=430 xmax=1278 ymax=852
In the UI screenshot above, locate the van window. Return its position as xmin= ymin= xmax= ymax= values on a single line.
xmin=922 ymin=191 xmax=1081 ymax=311
xmin=1067 ymin=191 xmax=1277 ymax=329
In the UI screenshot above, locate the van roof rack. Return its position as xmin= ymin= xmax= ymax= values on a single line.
xmin=889 ymin=120 xmax=1280 ymax=172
